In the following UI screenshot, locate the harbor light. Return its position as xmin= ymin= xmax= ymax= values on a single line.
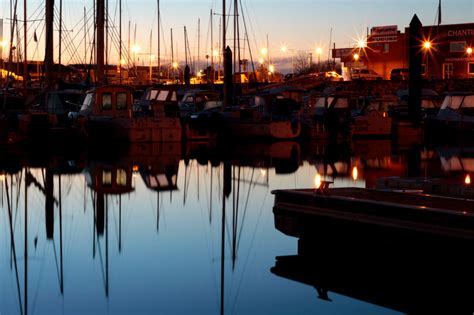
xmin=269 ymin=64 xmax=275 ymax=73
xmin=120 ymin=59 xmax=126 ymax=65
xmin=315 ymin=47 xmax=323 ymax=55
xmin=172 ymin=62 xmax=178 ymax=69
xmin=353 ymin=53 xmax=360 ymax=62
xmin=423 ymin=41 xmax=432 ymax=49
xmin=352 ymin=166 xmax=358 ymax=181
xmin=258 ymin=58 xmax=264 ymax=64
xmin=260 ymin=48 xmax=268 ymax=56
xmin=212 ymin=49 xmax=219 ymax=57
xmin=465 ymin=174 xmax=471 ymax=185
xmin=281 ymin=46 xmax=287 ymax=53
xmin=467 ymin=47 xmax=473 ymax=55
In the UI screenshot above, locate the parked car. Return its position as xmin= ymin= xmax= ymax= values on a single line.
xmin=390 ymin=68 xmax=409 ymax=81
xmin=324 ymin=71 xmax=344 ymax=81
xmin=351 ymin=68 xmax=383 ymax=81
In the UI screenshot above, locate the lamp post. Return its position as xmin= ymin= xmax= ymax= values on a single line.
xmin=423 ymin=40 xmax=431 ymax=77
xmin=316 ymin=47 xmax=322 ymax=72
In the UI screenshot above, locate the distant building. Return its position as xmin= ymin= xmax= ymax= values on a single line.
xmin=333 ymin=22 xmax=474 ymax=80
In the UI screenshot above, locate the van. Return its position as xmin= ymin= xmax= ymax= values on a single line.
xmin=390 ymin=68 xmax=409 ymax=81
xmin=350 ymin=68 xmax=383 ymax=80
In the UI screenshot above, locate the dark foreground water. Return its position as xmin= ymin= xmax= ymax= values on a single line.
xmin=0 ymin=140 xmax=471 ymax=314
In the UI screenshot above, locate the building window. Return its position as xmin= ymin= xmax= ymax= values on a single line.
xmin=450 ymin=41 xmax=466 ymax=53
xmin=102 ymin=93 xmax=112 ymax=110
xmin=469 ymin=63 xmax=474 ymax=75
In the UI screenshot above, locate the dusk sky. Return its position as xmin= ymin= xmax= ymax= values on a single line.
xmin=0 ymin=0 xmax=472 ymax=68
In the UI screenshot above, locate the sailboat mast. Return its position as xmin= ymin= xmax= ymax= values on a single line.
xmin=119 ymin=0 xmax=122 ymax=83
xmin=45 ymin=0 xmax=54 ymax=86
xmin=210 ymin=10 xmax=214 ymax=83
xmin=157 ymin=0 xmax=160 ymax=81
xmin=58 ymin=0 xmax=62 ymax=80
xmin=96 ymin=0 xmax=105 ymax=83
xmin=23 ymin=0 xmax=27 ymax=89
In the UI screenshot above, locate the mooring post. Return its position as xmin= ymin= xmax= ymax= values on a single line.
xmin=408 ymin=14 xmax=423 ymax=126
xmin=223 ymin=46 xmax=233 ymax=107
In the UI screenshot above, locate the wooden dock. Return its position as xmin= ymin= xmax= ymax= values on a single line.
xmin=272 ymin=187 xmax=474 ymax=239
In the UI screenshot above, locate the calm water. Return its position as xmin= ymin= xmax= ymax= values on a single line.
xmin=0 ymin=140 xmax=469 ymax=314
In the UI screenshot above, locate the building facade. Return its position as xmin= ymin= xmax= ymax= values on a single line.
xmin=333 ymin=22 xmax=474 ymax=80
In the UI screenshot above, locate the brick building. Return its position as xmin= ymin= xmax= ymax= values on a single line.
xmin=334 ymin=22 xmax=474 ymax=80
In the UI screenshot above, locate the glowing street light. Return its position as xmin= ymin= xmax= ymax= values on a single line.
xmin=357 ymin=38 xmax=367 ymax=49
xmin=172 ymin=62 xmax=178 ymax=69
xmin=269 ymin=64 xmax=275 ymax=73
xmin=467 ymin=47 xmax=473 ymax=55
xmin=353 ymin=53 xmax=360 ymax=62
xmin=423 ymin=41 xmax=432 ymax=50
xmin=258 ymin=57 xmax=264 ymax=65
xmin=280 ymin=46 xmax=287 ymax=53
xmin=260 ymin=48 xmax=268 ymax=56
xmin=315 ymin=47 xmax=323 ymax=70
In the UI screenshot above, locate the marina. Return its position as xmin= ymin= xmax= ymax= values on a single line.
xmin=1 ymin=0 xmax=474 ymax=313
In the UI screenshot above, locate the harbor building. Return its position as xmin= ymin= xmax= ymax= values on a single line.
xmin=334 ymin=22 xmax=474 ymax=80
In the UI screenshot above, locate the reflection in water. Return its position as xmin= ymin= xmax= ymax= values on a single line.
xmin=272 ymin=205 xmax=474 ymax=313
xmin=0 ymin=140 xmax=472 ymax=313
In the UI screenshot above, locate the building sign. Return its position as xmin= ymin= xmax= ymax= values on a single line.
xmin=332 ymin=48 xmax=353 ymax=58
xmin=371 ymin=35 xmax=398 ymax=43
xmin=448 ymin=29 xmax=474 ymax=37
xmin=371 ymin=25 xmax=398 ymax=36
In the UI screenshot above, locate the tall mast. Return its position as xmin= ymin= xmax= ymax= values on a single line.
xmin=58 ymin=0 xmax=62 ymax=80
xmin=23 ymin=0 xmax=27 ymax=89
xmin=157 ymin=0 xmax=160 ymax=81
xmin=96 ymin=0 xmax=105 ymax=83
xmin=119 ymin=0 xmax=122 ymax=83
xmin=210 ymin=9 xmax=214 ymax=83
xmin=184 ymin=26 xmax=188 ymax=66
xmin=45 ymin=0 xmax=54 ymax=86
xmin=197 ymin=18 xmax=200 ymax=73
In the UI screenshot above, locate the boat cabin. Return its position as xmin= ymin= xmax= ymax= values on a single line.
xmin=438 ymin=93 xmax=474 ymax=116
xmin=138 ymin=86 xmax=180 ymax=118
xmin=80 ymin=85 xmax=135 ymax=118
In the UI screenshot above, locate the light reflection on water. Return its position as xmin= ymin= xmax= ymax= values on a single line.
xmin=1 ymin=139 xmax=468 ymax=314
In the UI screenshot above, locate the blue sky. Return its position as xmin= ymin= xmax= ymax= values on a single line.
xmin=0 ymin=0 xmax=472 ymax=67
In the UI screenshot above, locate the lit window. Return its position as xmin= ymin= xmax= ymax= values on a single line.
xmin=450 ymin=41 xmax=466 ymax=53
xmin=116 ymin=169 xmax=127 ymax=186
xmin=102 ymin=93 xmax=112 ymax=110
xmin=102 ymin=170 xmax=112 ymax=186
xmin=469 ymin=63 xmax=474 ymax=75
xmin=117 ymin=92 xmax=128 ymax=110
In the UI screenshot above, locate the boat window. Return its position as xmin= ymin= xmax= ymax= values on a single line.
xmin=183 ymin=95 xmax=194 ymax=103
xmin=102 ymin=170 xmax=112 ymax=186
xmin=442 ymin=96 xmax=463 ymax=110
xmin=333 ymin=98 xmax=349 ymax=108
xmin=148 ymin=89 xmax=159 ymax=100
xmin=116 ymin=169 xmax=128 ymax=186
xmin=315 ymin=97 xmax=327 ymax=108
xmin=80 ymin=93 xmax=93 ymax=111
xmin=157 ymin=90 xmax=169 ymax=101
xmin=254 ymin=96 xmax=266 ymax=107
xmin=102 ymin=93 xmax=112 ymax=110
xmin=462 ymin=95 xmax=474 ymax=108
xmin=117 ymin=92 xmax=128 ymax=110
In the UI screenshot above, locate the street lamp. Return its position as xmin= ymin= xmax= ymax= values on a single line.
xmin=353 ymin=53 xmax=360 ymax=62
xmin=423 ymin=40 xmax=432 ymax=77
xmin=316 ymin=47 xmax=322 ymax=71
xmin=467 ymin=47 xmax=473 ymax=55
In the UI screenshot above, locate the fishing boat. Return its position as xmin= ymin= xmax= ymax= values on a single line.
xmin=351 ymin=95 xmax=394 ymax=138
xmin=69 ymin=84 xmax=182 ymax=143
